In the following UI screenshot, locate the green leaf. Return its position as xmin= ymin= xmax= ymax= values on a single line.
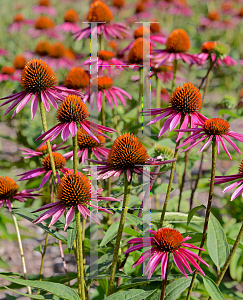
xmin=165 ymin=277 xmax=197 ymax=300
xmin=227 ymin=237 xmax=243 ymax=250
xmin=100 ymin=221 xmax=120 ymax=246
xmin=0 ymin=257 xmax=9 ymax=269
xmin=33 ymin=245 xmax=42 ymax=254
xmin=207 ymin=214 xmax=229 ymax=269
xmin=218 ymin=109 xmax=240 ymax=119
xmin=67 ymin=218 xmax=76 ymax=253
xmin=86 ymin=249 xmax=114 ymax=277
xmin=202 ymin=275 xmax=225 ymax=300
xmin=13 ymin=208 xmax=67 ymax=243
xmin=100 ymin=221 xmax=133 ymax=246
xmin=104 ymin=281 xmax=161 ymax=299
xmin=4 ymin=286 xmax=61 ymax=299
xmin=123 ymin=227 xmax=141 ymax=237
xmin=144 ymin=212 xmax=204 ymax=225
xmin=187 ymin=205 xmax=205 ymax=225
xmin=117 ymin=211 xmax=144 ymax=231
xmin=0 ymin=273 xmax=79 ymax=300
xmin=118 ymin=276 xmax=161 ymax=290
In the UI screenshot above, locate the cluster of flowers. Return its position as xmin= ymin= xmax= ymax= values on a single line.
xmin=1 ymin=0 xmax=243 ymax=290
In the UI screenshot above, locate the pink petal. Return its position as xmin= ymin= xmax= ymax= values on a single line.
xmin=64 ymin=206 xmax=75 ymax=230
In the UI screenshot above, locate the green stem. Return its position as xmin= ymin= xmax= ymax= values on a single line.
xmin=171 ymin=59 xmax=177 ymax=93
xmin=39 ymin=233 xmax=49 ymax=281
xmin=186 ymin=138 xmax=217 ymax=300
xmin=160 ymin=254 xmax=170 ymax=300
xmin=11 ymin=213 xmax=32 ymax=296
xmin=207 ymin=222 xmax=243 ymax=300
xmin=189 ymin=150 xmax=205 ymax=210
xmin=160 ymin=117 xmax=184 ymax=226
xmin=156 ymin=76 xmax=161 ymax=108
xmin=72 ymin=134 xmax=78 ymax=173
xmin=112 ymin=108 xmax=121 ymax=136
xmin=73 ymin=133 xmax=85 ymax=299
xmin=108 ymin=174 xmax=132 ymax=295
xmin=136 ymin=67 xmax=143 ymax=124
xmin=38 ymin=97 xmax=58 ymax=188
xmin=75 ymin=210 xmax=85 ymax=300
xmin=101 ymin=94 xmax=106 ymax=127
xmin=177 ymin=150 xmax=189 ymax=212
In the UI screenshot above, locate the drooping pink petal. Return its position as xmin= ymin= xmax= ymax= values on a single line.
xmin=148 ymin=252 xmax=164 ymax=280
xmin=172 ymin=251 xmax=188 ymax=277
xmin=64 ymin=206 xmax=75 ymax=231
xmin=69 ymin=121 xmax=77 ymax=137
xmin=49 ymin=206 xmax=66 ymax=227
xmin=161 ymin=252 xmax=168 ymax=280
xmin=223 ymin=181 xmax=243 ymax=193
xmin=169 ymin=112 xmax=181 ymax=131
xmin=6 ymin=199 xmax=12 ymax=211
xmin=38 ymin=170 xmax=52 ymax=190
xmin=223 ymin=135 xmax=241 ymax=154
xmin=31 ymin=94 xmax=39 ymax=120
xmin=219 ymin=136 xmax=231 ymax=160
xmin=231 ymin=184 xmax=243 ymax=201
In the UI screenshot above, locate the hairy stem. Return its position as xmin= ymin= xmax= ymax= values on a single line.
xmin=101 ymin=94 xmax=106 ymax=127
xmin=171 ymin=59 xmax=177 ymax=93
xmin=112 ymin=108 xmax=121 ymax=136
xmin=75 ymin=210 xmax=85 ymax=299
xmin=136 ymin=67 xmax=143 ymax=124
xmin=12 ymin=213 xmax=32 ymax=296
xmin=39 ymin=233 xmax=49 ymax=281
xmin=108 ymin=174 xmax=132 ymax=295
xmin=156 ymin=76 xmax=162 ymax=108
xmin=160 ymin=254 xmax=170 ymax=300
xmin=189 ymin=150 xmax=205 ymax=210
xmin=177 ymin=151 xmax=189 ymax=212
xmin=186 ymin=139 xmax=217 ymax=300
xmin=38 ymin=97 xmax=58 ymax=188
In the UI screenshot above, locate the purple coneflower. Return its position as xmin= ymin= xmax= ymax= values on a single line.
xmin=64 ymin=127 xmax=109 ymax=164
xmin=37 ymin=94 xmax=115 ymax=143
xmin=214 ymin=159 xmax=243 ymax=201
xmin=124 ymin=228 xmax=209 ymax=279
xmin=32 ymin=0 xmax=56 ymax=17
xmin=198 ymin=41 xmax=237 ymax=67
xmin=56 ymin=9 xmax=80 ymax=33
xmin=45 ymin=42 xmax=75 ymax=71
xmin=74 ymin=1 xmax=130 ymax=41
xmin=28 ymin=16 xmax=63 ymax=40
xmin=18 ymin=152 xmax=71 ymax=190
xmin=89 ymin=132 xmax=176 ymax=181
xmin=33 ymin=170 xmax=117 ymax=228
xmin=83 ymin=76 xmax=132 ymax=112
xmin=8 ymin=13 xmax=34 ymax=32
xmin=176 ymin=118 xmax=243 ymax=160
xmin=0 ymin=66 xmax=19 ymax=83
xmin=0 ymin=176 xmax=40 ymax=212
xmin=82 ymin=50 xmax=125 ymax=75
xmin=64 ymin=67 xmax=90 ymax=91
xmin=152 ymin=29 xmax=202 ymax=67
xmin=144 ymin=82 xmax=207 ymax=140
xmin=168 ymin=0 xmax=193 ymax=17
xmin=0 ymin=58 xmax=82 ymax=120
xmin=19 ymin=143 xmax=70 ymax=159
xmin=199 ymin=10 xmax=222 ymax=30
xmin=120 ymin=26 xmax=162 ymax=57
xmin=150 ymin=63 xmax=174 ymax=84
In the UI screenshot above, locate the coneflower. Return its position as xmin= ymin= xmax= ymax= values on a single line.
xmin=0 ymin=58 xmax=82 ymax=120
